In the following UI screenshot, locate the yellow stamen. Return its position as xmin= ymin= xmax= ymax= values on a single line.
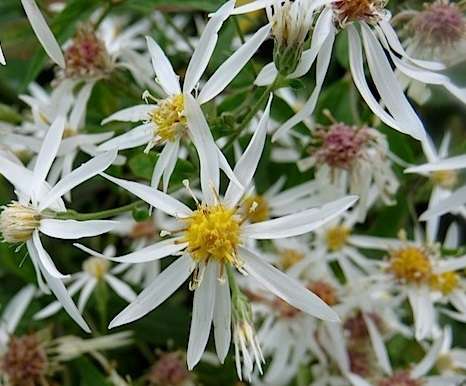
xmin=389 ymin=246 xmax=432 ymax=284
xmin=279 ymin=249 xmax=304 ymax=270
xmin=83 ymin=257 xmax=110 ymax=280
xmin=325 ymin=225 xmax=350 ymax=251
xmin=431 ymin=170 xmax=458 ymax=189
xmin=183 ymin=205 xmax=241 ymax=266
xmin=430 ymin=271 xmax=459 ymax=295
xmin=242 ymin=195 xmax=270 ymax=223
xmin=0 ymin=202 xmax=41 ymax=243
xmin=150 ymin=94 xmax=186 ymax=142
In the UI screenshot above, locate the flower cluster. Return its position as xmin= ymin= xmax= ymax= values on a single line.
xmin=0 ymin=0 xmax=465 ymax=385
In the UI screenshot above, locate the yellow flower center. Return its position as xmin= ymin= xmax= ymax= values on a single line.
xmin=436 ymin=354 xmax=455 ymax=372
xmin=150 ymin=94 xmax=186 ymax=142
xmin=429 ymin=271 xmax=459 ymax=295
xmin=431 ymin=170 xmax=458 ymax=189
xmin=325 ymin=225 xmax=350 ymax=251
xmin=63 ymin=128 xmax=78 ymax=138
xmin=279 ymin=248 xmax=305 ymax=270
xmin=83 ymin=257 xmax=110 ymax=279
xmin=242 ymin=195 xmax=270 ymax=223
xmin=389 ymin=246 xmax=432 ymax=284
xmin=183 ymin=205 xmax=242 ymax=265
xmin=0 ymin=202 xmax=41 ymax=243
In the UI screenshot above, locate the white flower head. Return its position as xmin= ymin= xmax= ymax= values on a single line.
xmin=0 ymin=116 xmax=119 ymax=332
xmin=76 ymin=95 xmax=358 ymax=373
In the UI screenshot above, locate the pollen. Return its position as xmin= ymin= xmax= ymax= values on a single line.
xmin=150 ymin=95 xmax=186 ymax=143
xmin=431 ymin=169 xmax=458 ymax=189
xmin=183 ymin=205 xmax=241 ymax=266
xmin=333 ymin=0 xmax=387 ymax=26
xmin=388 ymin=246 xmax=432 ymax=284
xmin=279 ymin=248 xmax=305 ymax=270
xmin=325 ymin=225 xmax=350 ymax=251
xmin=83 ymin=257 xmax=110 ymax=279
xmin=429 ymin=271 xmax=459 ymax=295
xmin=242 ymin=195 xmax=270 ymax=223
xmin=0 ymin=202 xmax=41 ymax=244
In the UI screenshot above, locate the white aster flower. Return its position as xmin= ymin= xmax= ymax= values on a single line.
xmin=298 ymin=121 xmax=399 ymax=221
xmin=0 ymin=0 xmax=64 ymax=67
xmin=99 ymin=0 xmax=271 ymax=191
xmin=34 ymin=246 xmax=136 ymax=321
xmin=347 ymin=328 xmax=466 ymax=386
xmin=405 ymin=132 xmax=466 ymax=237
xmin=0 ymin=117 xmax=119 ymax=332
xmin=76 ymin=95 xmax=357 ymax=372
xmin=0 ymin=285 xmax=35 ymax=353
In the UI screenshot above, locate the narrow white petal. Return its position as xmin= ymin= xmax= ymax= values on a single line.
xmin=420 ymin=185 xmax=466 ymax=220
xmin=360 ymin=24 xmax=425 ymax=141
xmin=348 ymin=235 xmax=402 ymax=250
xmin=363 ymin=313 xmax=392 ymax=375
xmin=0 ymin=43 xmax=5 ymax=65
xmin=408 ymin=287 xmax=434 ymax=341
xmin=411 ymin=332 xmax=445 ymax=378
xmin=444 ymin=222 xmax=459 ymax=249
xmin=187 ymin=262 xmax=217 ymax=369
xmin=32 ymin=231 xmax=68 ymax=279
xmin=39 ymin=150 xmax=117 ymax=211
xmin=214 ymin=266 xmax=232 ymax=363
xmin=151 ymin=140 xmax=177 ymax=189
xmin=184 ymin=94 xmax=220 ymax=204
xmin=102 ymin=105 xmax=156 ymax=125
xmin=146 ymin=36 xmax=181 ymax=95
xmin=32 ymin=116 xmax=66 ymax=197
xmin=162 ymin=139 xmax=180 ymax=192
xmin=1 ymin=285 xmax=35 ymax=334
xmin=224 ymin=94 xmax=272 ymax=206
xmin=0 ymin=155 xmax=32 ymax=193
xmin=437 ymin=255 xmax=466 ymax=274
xmin=78 ymin=278 xmax=97 ymax=312
xmin=198 ymin=24 xmax=271 ymax=104
xmin=74 ymin=238 xmax=186 ymax=264
xmin=69 ymin=81 xmax=95 ymax=130
xmin=183 ymin=0 xmax=235 ymax=93
xmin=405 ymin=155 xmax=466 ymax=174
xmin=28 ymin=240 xmax=90 ymax=332
xmin=101 ymin=173 xmax=192 ymax=217
xmin=241 ymin=247 xmax=339 ymax=321
xmin=347 ymin=373 xmax=373 ymax=386
xmin=109 ymin=255 xmax=192 ymax=328
xmin=255 ymin=62 xmax=278 ymax=86
xmin=40 ymin=219 xmax=116 ymax=239
xmin=244 ymin=195 xmax=358 ymax=239
xmin=20 ymin=0 xmax=65 ymax=68
xmin=98 ymin=123 xmax=153 ymax=151
xmin=105 ymin=275 xmax=137 ymax=302
xmin=216 ymin=146 xmax=243 ymax=191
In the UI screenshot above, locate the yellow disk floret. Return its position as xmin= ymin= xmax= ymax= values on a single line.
xmin=242 ymin=195 xmax=270 ymax=223
xmin=325 ymin=225 xmax=350 ymax=251
xmin=431 ymin=170 xmax=458 ymax=189
xmin=83 ymin=257 xmax=110 ymax=280
xmin=279 ymin=249 xmax=305 ymax=270
xmin=151 ymin=94 xmax=186 ymax=142
xmin=430 ymin=271 xmax=459 ymax=295
xmin=389 ymin=246 xmax=432 ymax=284
xmin=183 ymin=205 xmax=241 ymax=265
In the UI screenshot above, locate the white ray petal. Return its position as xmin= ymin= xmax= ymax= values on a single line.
xmin=363 ymin=312 xmax=392 ymax=375
xmin=32 ymin=116 xmax=65 ymax=197
xmin=69 ymin=81 xmax=95 ymax=130
xmin=105 ymin=275 xmax=137 ymax=302
xmin=102 ymin=105 xmax=156 ymax=125
xmin=241 ymin=247 xmax=339 ymax=321
xmin=74 ymin=238 xmax=186 ymax=264
xmin=231 ymin=0 xmax=274 ymax=14
xmin=420 ymin=185 xmax=466 ymax=220
xmin=98 ymin=123 xmax=153 ymax=151
xmin=224 ymin=94 xmax=272 ymax=206
xmin=198 ymin=24 xmax=272 ymax=104
xmin=411 ymin=331 xmax=445 ymax=378
xmin=20 ymin=0 xmax=65 ymax=68
xmin=78 ymin=278 xmax=97 ymax=312
xmin=408 ymin=287 xmax=434 ymax=341
xmin=405 ymin=155 xmax=466 ymax=174
xmin=187 ymin=262 xmax=217 ymax=369
xmin=101 ymin=173 xmax=192 ymax=217
xmin=28 ymin=240 xmax=90 ymax=332
xmin=214 ymin=266 xmax=232 ymax=363
xmin=32 ymin=231 xmax=68 ymax=279
xmin=0 ymin=155 xmax=32 ymax=194
xmin=1 ymin=285 xmax=35 ymax=334
xmin=184 ymin=0 xmax=235 ymax=93
xmin=109 ymin=255 xmax=192 ymax=328
xmin=0 ymin=43 xmax=5 ymax=65
xmin=40 ymin=219 xmax=116 ymax=239
xmin=244 ymin=195 xmax=358 ymax=239
xmin=184 ymin=94 xmax=220 ymax=204
xmin=146 ymin=36 xmax=181 ymax=95
xmin=39 ymin=150 xmax=117 ymax=211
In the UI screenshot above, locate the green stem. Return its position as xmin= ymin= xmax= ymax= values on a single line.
xmin=55 ymin=200 xmax=144 ymax=221
xmin=226 ymin=265 xmax=241 ymax=300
